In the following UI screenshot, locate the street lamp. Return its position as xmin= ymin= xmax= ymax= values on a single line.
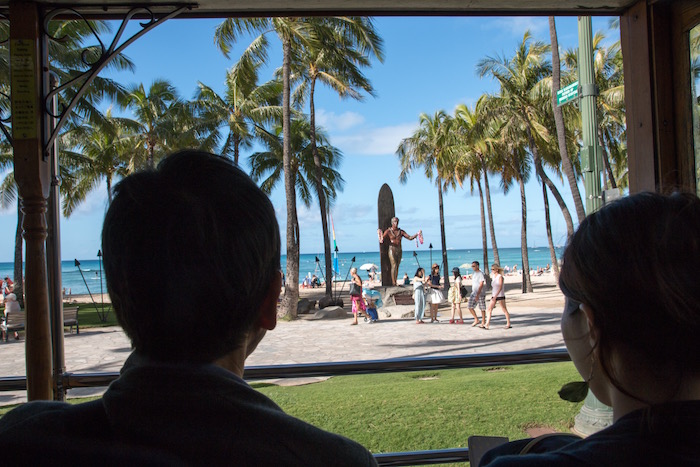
xmin=429 ymin=243 xmax=433 ymax=266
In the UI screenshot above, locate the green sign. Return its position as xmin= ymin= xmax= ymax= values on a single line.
xmin=556 ymin=81 xmax=579 ymax=106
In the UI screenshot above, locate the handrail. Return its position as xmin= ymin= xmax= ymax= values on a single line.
xmin=0 ymin=348 xmax=570 ymax=391
xmin=374 ymin=448 xmax=470 ymax=466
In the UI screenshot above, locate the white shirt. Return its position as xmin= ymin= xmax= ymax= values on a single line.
xmin=491 ymin=273 xmax=505 ymax=298
xmin=471 ymin=270 xmax=485 ymax=295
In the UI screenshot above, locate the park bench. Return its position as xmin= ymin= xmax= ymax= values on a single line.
xmin=2 ymin=306 xmax=80 ymax=341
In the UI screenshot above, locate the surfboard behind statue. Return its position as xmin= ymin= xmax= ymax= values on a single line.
xmin=377 ymin=184 xmax=395 ymax=287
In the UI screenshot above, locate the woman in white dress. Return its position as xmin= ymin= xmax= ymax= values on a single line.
xmin=426 ymin=263 xmax=444 ymax=323
xmin=447 ymin=267 xmax=465 ymax=324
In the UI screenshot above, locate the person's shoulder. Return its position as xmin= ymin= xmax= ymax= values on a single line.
xmin=0 ymin=400 xmax=72 ymax=433
xmin=292 ymin=421 xmax=377 ymax=466
xmin=246 ymin=401 xmax=376 ymax=465
xmin=0 ymin=399 xmax=108 ymax=435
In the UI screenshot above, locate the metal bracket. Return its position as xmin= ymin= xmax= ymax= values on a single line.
xmin=41 ymin=5 xmax=193 ymax=157
xmin=579 ymin=83 xmax=598 ymax=97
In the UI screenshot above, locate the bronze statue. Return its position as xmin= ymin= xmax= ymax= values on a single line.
xmin=378 ymin=217 xmax=421 ymax=286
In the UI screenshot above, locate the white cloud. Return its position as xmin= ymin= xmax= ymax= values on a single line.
xmin=316 ymin=109 xmax=365 ymax=132
xmin=479 ymin=17 xmax=548 ymax=37
xmin=333 ymin=122 xmax=417 ymax=156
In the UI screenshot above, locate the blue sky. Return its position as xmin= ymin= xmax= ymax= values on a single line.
xmin=0 ymin=15 xmax=617 ymax=262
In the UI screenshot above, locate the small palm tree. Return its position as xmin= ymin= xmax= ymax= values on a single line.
xmin=250 ymin=118 xmax=344 ymax=206
xmin=454 ymin=99 xmax=501 ymax=267
xmin=61 ymin=109 xmax=141 ymax=214
xmin=249 ymin=119 xmax=344 ymax=293
xmin=494 ymin=142 xmax=534 ymax=293
xmin=563 ymin=31 xmax=627 ymax=190
xmin=397 ymin=111 xmax=455 ymax=292
xmin=122 ymin=80 xmax=197 ymax=168
xmin=196 ymin=59 xmax=282 ymax=166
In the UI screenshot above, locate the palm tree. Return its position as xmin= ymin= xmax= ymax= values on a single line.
xmin=478 ymin=31 xmax=575 ymax=240
xmin=495 ymin=143 xmax=534 ymax=293
xmin=195 ymin=59 xmax=282 ymax=166
xmin=61 ymin=109 xmax=141 ymax=214
xmin=454 ymin=100 xmax=501 ymax=267
xmin=0 ymin=19 xmax=134 ymax=304
xmin=122 ymin=80 xmax=197 ymax=168
xmin=291 ymin=17 xmax=384 ymax=297
xmin=563 ymin=31 xmax=627 ymax=190
xmin=250 ymin=118 xmax=344 ymax=303
xmin=397 ymin=111 xmax=455 ymax=292
xmin=0 ymin=145 xmax=23 ymax=305
xmin=549 ymin=17 xmax=585 ymax=223
xmin=215 ymin=17 xmax=317 ymax=319
xmin=250 ymin=118 xmax=344 ymax=207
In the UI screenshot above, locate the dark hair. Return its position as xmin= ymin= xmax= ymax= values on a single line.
xmin=102 ymin=150 xmax=281 ymax=363
xmin=472 ymin=261 xmax=479 ymax=267
xmin=452 ymin=267 xmax=460 ymax=278
xmin=559 ymin=192 xmax=700 ymax=400
xmin=414 ymin=267 xmax=424 ymax=277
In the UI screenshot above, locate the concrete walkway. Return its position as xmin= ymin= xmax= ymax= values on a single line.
xmin=0 ymin=282 xmax=566 ymax=406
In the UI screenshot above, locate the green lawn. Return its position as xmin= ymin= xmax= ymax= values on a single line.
xmin=71 ymin=303 xmax=119 ymax=328
xmin=253 ymin=362 xmax=582 ymax=454
xmin=0 ymin=303 xmax=119 ymax=329
xmin=0 ymin=362 xmax=582 ymax=461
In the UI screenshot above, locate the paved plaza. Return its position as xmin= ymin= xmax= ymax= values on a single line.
xmin=1 ymin=282 xmax=566 ymax=406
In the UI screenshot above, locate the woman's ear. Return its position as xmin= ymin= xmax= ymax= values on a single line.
xmin=580 ymin=303 xmax=598 ymax=348
xmin=257 ymin=271 xmax=281 ymax=331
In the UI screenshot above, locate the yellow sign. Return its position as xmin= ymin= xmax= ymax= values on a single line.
xmin=10 ymin=39 xmax=38 ymax=140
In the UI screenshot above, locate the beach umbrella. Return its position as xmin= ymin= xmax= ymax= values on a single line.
xmin=459 ymin=263 xmax=471 ymax=269
xmin=359 ymin=263 xmax=378 ymax=271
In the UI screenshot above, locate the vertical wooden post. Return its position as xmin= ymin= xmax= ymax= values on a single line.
xmin=621 ymin=1 xmax=658 ymax=194
xmin=10 ymin=0 xmax=53 ymax=400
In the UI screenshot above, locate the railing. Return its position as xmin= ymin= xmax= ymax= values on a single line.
xmin=0 ymin=349 xmax=571 ymax=465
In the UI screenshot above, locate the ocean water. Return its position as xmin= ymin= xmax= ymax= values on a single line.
xmin=292 ymin=247 xmax=561 ymax=283
xmin=0 ymin=247 xmax=560 ymax=296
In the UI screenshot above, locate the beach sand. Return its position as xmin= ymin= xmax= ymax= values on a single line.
xmin=290 ymin=271 xmax=562 ymax=320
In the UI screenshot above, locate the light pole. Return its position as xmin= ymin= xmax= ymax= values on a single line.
xmin=573 ymin=16 xmax=612 ymax=437
xmin=429 ymin=243 xmax=433 ymax=266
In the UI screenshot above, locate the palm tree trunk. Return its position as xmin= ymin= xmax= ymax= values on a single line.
xmin=542 ymin=182 xmax=560 ymax=280
xmin=526 ymin=127 xmax=575 ymax=239
xmin=481 ymin=158 xmax=500 ymax=265
xmin=598 ymin=127 xmax=617 ymax=189
xmin=549 ymin=16 xmax=586 ymax=224
xmin=147 ymin=139 xmax=155 ymax=169
xmin=281 ymin=35 xmax=299 ymax=319
xmin=233 ymin=134 xmax=240 ymax=166
xmin=106 ymin=175 xmax=113 ymax=204
xmin=14 ymin=199 xmax=25 ymax=307
xmin=518 ymin=177 xmax=533 ymax=293
xmin=438 ymin=181 xmax=450 ymax=292
xmin=308 ymin=78 xmax=333 ymax=297
xmin=477 ymin=178 xmax=489 ymax=273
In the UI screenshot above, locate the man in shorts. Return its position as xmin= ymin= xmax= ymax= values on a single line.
xmin=468 ymin=261 xmax=487 ymax=327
